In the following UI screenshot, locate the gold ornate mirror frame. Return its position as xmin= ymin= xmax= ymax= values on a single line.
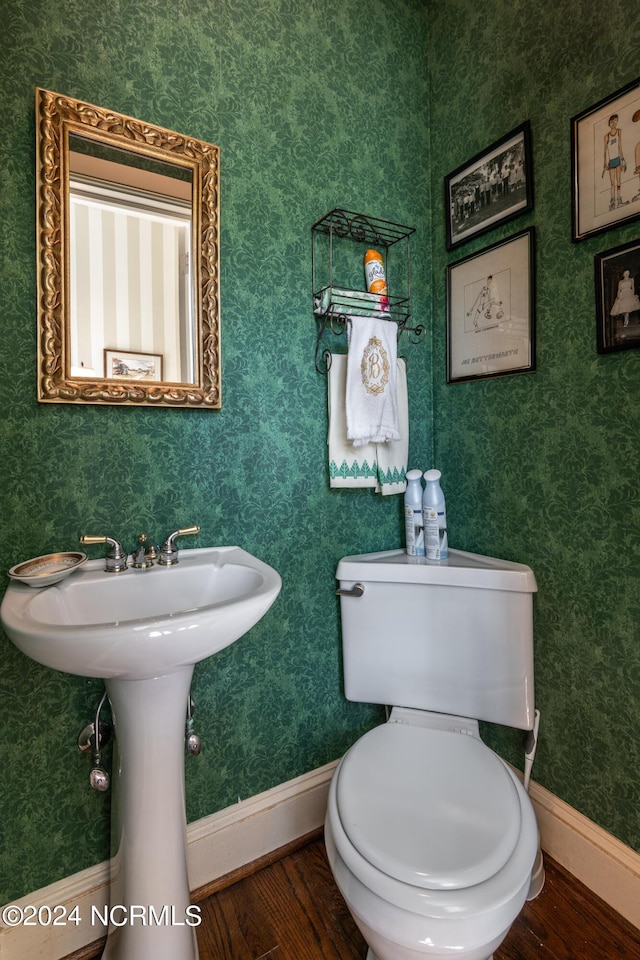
xmin=36 ymin=88 xmax=221 ymax=408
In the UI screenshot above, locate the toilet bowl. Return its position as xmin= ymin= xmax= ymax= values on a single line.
xmin=327 ymin=547 xmax=543 ymax=960
xmin=325 ymin=711 xmax=539 ymax=960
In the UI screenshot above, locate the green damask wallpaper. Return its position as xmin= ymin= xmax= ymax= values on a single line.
xmin=3 ymin=0 xmax=640 ymax=911
xmin=0 ymin=0 xmax=431 ymax=902
xmin=429 ymin=1 xmax=640 ymax=852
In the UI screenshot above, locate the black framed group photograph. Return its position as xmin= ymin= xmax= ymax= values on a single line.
xmin=444 ymin=121 xmax=533 ymax=252
xmin=447 ymin=228 xmax=536 ymax=384
xmin=572 ymin=76 xmax=640 ymax=242
xmin=594 ymin=238 xmax=640 ymax=353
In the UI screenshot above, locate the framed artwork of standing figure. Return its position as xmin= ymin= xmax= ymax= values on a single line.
xmin=572 ymin=77 xmax=640 ymax=242
xmin=594 ymin=237 xmax=640 ymax=353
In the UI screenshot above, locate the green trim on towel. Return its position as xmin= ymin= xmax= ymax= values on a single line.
xmin=377 ymin=465 xmax=407 ymax=487
xmin=330 ymin=459 xmax=378 ymax=480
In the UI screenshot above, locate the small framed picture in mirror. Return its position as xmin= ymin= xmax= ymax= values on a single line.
xmin=104 ymin=350 xmax=164 ymax=381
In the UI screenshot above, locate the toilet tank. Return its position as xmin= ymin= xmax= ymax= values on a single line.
xmin=336 ymin=548 xmax=537 ymax=730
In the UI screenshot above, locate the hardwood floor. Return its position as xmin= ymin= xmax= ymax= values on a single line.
xmin=68 ymin=833 xmax=640 ymax=959
xmin=195 ymin=837 xmax=640 ymax=960
xmin=196 ymin=837 xmax=364 ymax=960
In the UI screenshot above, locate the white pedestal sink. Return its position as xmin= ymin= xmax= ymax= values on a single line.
xmin=1 ymin=546 xmax=282 ymax=960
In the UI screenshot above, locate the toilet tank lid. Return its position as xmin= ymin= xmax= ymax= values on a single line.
xmin=336 ymin=548 xmax=537 ymax=593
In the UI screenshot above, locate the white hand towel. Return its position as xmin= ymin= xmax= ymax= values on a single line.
xmin=327 ymin=354 xmax=408 ymax=495
xmin=376 ymin=358 xmax=408 ymax=496
xmin=346 ymin=317 xmax=400 ymax=447
xmin=327 ymin=353 xmax=378 ymax=487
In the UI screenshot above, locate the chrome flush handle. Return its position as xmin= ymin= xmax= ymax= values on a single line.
xmin=336 ymin=583 xmax=365 ymax=598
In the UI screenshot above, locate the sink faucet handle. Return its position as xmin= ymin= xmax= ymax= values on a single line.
xmin=158 ymin=525 xmax=201 ymax=566
xmin=80 ymin=535 xmax=128 ymax=573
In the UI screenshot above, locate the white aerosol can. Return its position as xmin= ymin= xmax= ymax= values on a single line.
xmin=423 ymin=469 xmax=448 ymax=560
xmin=404 ymin=469 xmax=425 ymax=556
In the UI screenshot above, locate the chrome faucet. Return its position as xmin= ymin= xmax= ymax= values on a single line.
xmin=80 ymin=535 xmax=128 ymax=573
xmin=158 ymin=525 xmax=200 ymax=566
xmin=131 ymin=533 xmax=158 ymax=570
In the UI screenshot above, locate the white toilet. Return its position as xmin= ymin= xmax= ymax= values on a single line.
xmin=325 ymin=547 xmax=544 ymax=960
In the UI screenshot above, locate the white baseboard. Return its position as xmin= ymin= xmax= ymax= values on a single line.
xmin=0 ymin=761 xmax=338 ymax=960
xmin=1 ymin=760 xmax=638 ymax=960
xmin=186 ymin=759 xmax=338 ymax=891
xmin=528 ymin=776 xmax=640 ymax=929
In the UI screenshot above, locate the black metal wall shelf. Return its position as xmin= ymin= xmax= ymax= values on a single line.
xmin=311 ymin=208 xmax=424 ymax=373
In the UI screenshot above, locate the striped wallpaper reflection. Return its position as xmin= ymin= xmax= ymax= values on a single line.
xmin=69 ymin=182 xmax=193 ymax=382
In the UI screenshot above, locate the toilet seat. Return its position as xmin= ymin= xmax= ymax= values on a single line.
xmin=326 ymin=717 xmax=540 ymax=957
xmin=335 ymin=722 xmax=521 ymax=892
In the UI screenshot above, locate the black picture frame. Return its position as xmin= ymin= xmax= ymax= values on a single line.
xmin=594 ymin=237 xmax=640 ymax=353
xmin=447 ymin=227 xmax=536 ymax=384
xmin=444 ymin=121 xmax=533 ymax=252
xmin=571 ymin=76 xmax=640 ymax=242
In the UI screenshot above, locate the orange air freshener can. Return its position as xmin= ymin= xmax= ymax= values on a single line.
xmin=363 ymin=249 xmax=388 ymax=295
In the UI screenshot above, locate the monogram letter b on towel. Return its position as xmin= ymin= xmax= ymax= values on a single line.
xmin=346 ymin=317 xmax=400 ymax=446
xmin=360 ymin=336 xmax=389 ymax=395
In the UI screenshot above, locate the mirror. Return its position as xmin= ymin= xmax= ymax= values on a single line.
xmin=36 ymin=88 xmax=221 ymax=408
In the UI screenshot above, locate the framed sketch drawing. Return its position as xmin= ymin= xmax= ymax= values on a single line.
xmin=445 ymin=121 xmax=533 ymax=251
xmin=447 ymin=228 xmax=536 ymax=384
xmin=572 ymin=76 xmax=640 ymax=242
xmin=594 ymin=237 xmax=640 ymax=353
xmin=104 ymin=350 xmax=163 ymax=381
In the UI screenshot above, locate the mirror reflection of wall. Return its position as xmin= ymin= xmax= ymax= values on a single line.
xmin=69 ymin=137 xmax=195 ymax=383
xmin=36 ymin=88 xmax=221 ymax=409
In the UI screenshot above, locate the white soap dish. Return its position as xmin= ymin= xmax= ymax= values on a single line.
xmin=8 ymin=552 xmax=87 ymax=587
